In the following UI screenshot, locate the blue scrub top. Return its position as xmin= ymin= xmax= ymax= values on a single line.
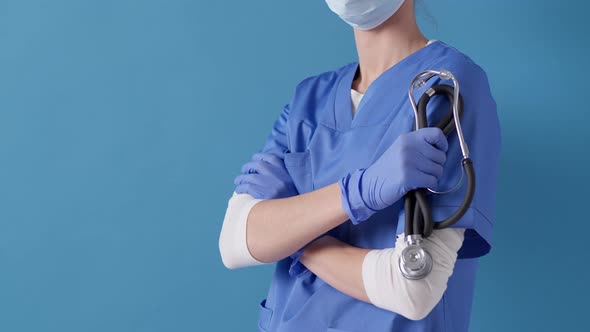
xmin=249 ymin=40 xmax=501 ymax=332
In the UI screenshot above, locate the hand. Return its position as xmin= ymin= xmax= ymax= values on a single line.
xmin=340 ymin=127 xmax=449 ymax=224
xmin=233 ymin=152 xmax=298 ymax=199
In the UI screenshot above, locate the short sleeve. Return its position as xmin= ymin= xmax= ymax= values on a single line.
xmin=395 ymin=60 xmax=502 ymax=258
xmin=233 ymin=102 xmax=308 ymax=274
xmin=257 ymin=104 xmax=291 ymax=157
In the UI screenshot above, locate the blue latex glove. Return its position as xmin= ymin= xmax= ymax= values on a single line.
xmin=340 ymin=127 xmax=449 ymax=225
xmin=234 ymin=153 xmax=298 ymax=199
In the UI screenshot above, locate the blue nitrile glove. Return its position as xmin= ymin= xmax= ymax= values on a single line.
xmin=234 ymin=153 xmax=298 ymax=199
xmin=340 ymin=127 xmax=449 ymax=225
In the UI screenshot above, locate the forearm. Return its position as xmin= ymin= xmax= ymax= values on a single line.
xmin=247 ymin=182 xmax=349 ymax=263
xmin=299 ymin=229 xmax=465 ymax=320
xmin=299 ymin=236 xmax=371 ymax=302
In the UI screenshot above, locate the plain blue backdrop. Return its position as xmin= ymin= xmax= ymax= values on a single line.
xmin=0 ymin=1 xmax=588 ymax=331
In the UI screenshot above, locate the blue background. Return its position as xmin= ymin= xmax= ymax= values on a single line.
xmin=0 ymin=0 xmax=587 ymax=331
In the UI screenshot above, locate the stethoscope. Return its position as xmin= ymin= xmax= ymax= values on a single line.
xmin=398 ymin=69 xmax=476 ymax=280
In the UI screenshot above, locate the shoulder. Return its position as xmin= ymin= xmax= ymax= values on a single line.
xmin=293 ymin=62 xmax=354 ymax=96
xmin=434 ymin=42 xmax=501 ymax=150
xmin=427 ymin=42 xmax=498 ymax=123
xmin=430 ymin=41 xmax=493 ymax=92
xmin=285 ymin=62 xmax=355 ymax=121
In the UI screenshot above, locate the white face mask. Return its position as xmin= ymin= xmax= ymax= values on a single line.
xmin=324 ymin=0 xmax=406 ymax=30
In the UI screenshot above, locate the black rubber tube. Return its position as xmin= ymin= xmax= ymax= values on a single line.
xmin=404 ymin=84 xmax=474 ymax=238
xmin=404 ymin=195 xmax=414 ymax=235
xmin=434 ymin=159 xmax=475 ymax=229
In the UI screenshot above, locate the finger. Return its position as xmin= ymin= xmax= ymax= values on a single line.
xmin=237 ymin=183 xmax=275 ymax=200
xmin=418 ymin=127 xmax=449 ymax=152
xmin=252 ymin=153 xmax=283 ymax=168
xmin=235 ymin=184 xmax=264 ymax=199
xmin=234 ymin=183 xmax=249 ymax=194
xmin=234 ymin=174 xmax=248 ymax=186
xmin=240 ymin=161 xmax=260 ymax=175
xmin=412 ymin=151 xmax=444 ymax=179
xmin=236 ymin=184 xmax=268 ymax=199
xmin=417 ymin=141 xmax=447 ymax=165
xmin=242 ymin=160 xmax=275 ymax=176
xmin=416 ymin=172 xmax=439 ymax=190
xmin=233 ymin=174 xmax=267 ymax=187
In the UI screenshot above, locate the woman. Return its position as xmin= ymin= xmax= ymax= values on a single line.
xmin=219 ymin=0 xmax=501 ymax=331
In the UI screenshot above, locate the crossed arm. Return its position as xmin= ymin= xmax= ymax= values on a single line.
xmin=219 ymin=180 xmax=464 ymax=320
xmin=244 ymin=182 xmax=372 ymax=303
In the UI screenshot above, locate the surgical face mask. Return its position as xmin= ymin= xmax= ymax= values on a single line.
xmin=325 ymin=0 xmax=406 ymax=30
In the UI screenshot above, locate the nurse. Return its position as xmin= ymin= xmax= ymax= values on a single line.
xmin=219 ymin=0 xmax=501 ymax=331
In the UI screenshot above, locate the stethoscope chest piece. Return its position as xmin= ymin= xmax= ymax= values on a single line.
xmin=398 ymin=234 xmax=433 ymax=280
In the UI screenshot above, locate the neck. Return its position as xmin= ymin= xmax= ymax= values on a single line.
xmin=352 ymin=0 xmax=427 ymax=93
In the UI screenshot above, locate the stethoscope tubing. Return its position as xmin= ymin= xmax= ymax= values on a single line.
xmin=398 ymin=70 xmax=476 ymax=280
xmin=404 ymin=82 xmax=475 ymax=238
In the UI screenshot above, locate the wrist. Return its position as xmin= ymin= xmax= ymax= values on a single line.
xmin=340 ymin=168 xmax=378 ymax=225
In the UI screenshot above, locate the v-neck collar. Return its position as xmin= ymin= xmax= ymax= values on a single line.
xmin=330 ymin=40 xmax=443 ymax=131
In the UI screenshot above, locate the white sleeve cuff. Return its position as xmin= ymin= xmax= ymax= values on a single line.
xmin=219 ymin=192 xmax=267 ymax=269
xmin=361 ymin=228 xmax=465 ymax=320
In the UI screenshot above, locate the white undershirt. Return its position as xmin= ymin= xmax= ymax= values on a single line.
xmin=351 ymin=89 xmax=364 ymax=116
xmin=351 ymin=39 xmax=437 ymax=116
